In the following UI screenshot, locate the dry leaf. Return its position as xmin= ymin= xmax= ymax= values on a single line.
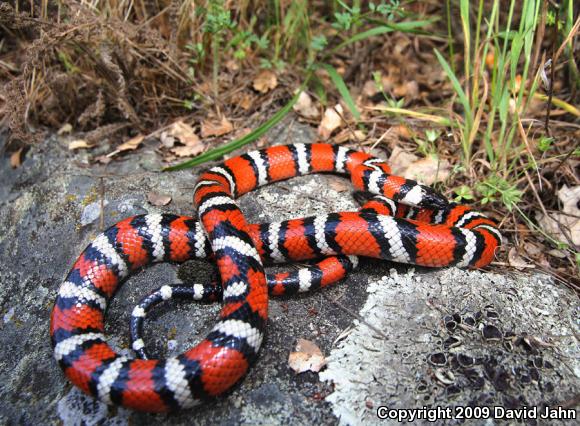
xmin=293 ymin=91 xmax=319 ymax=119
xmin=201 ymin=116 xmax=233 ymax=138
xmin=394 ymin=81 xmax=419 ymax=99
xmin=166 ymin=121 xmax=200 ymax=146
xmin=253 ymin=69 xmax=277 ymax=93
xmin=147 ymin=192 xmax=172 ymax=206
xmin=508 ymin=247 xmax=534 ymax=269
xmin=380 ymin=74 xmax=395 ymax=92
xmin=68 ymin=140 xmax=93 ymax=150
xmin=94 ymin=155 xmax=112 ymax=165
xmin=334 ymin=128 xmax=366 ymax=144
xmin=523 ymin=242 xmax=543 ymax=257
xmin=107 ymin=134 xmax=144 ymax=157
xmin=401 ymin=155 xmax=450 ymax=185
xmin=329 ymin=178 xmax=350 ymax=193
xmin=288 ymin=338 xmax=326 ymax=374
xmin=10 ymin=148 xmax=23 ymax=168
xmin=392 ymin=124 xmax=412 ymax=140
xmin=388 ymin=146 xmax=418 ymax=176
xmin=318 ymin=104 xmax=343 ymax=140
xmin=225 ymin=59 xmax=239 ymax=72
xmin=547 ymin=249 xmax=567 ymax=259
xmin=536 ymin=185 xmax=580 ymax=246
xmin=57 ymin=123 xmax=73 ymax=135
xmin=362 ymin=80 xmax=379 ymax=98
xmin=170 ymin=144 xmax=204 ymax=157
xmin=238 ymin=93 xmax=253 ymax=111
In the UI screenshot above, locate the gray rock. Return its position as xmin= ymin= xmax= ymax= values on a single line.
xmin=0 ymin=121 xmax=578 ymax=425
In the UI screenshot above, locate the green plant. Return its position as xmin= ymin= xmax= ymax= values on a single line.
xmin=537 ymin=136 xmax=554 ymax=152
xmin=369 ymin=1 xmax=401 ymax=19
xmin=414 ymin=129 xmax=441 ymax=156
xmin=185 ymin=42 xmax=205 ymax=80
xmin=372 ymin=71 xmax=404 ymax=108
xmin=476 ymin=175 xmax=523 ymax=211
xmin=203 ymin=0 xmax=233 ymax=100
xmin=453 ymin=185 xmax=474 ymax=202
xmin=436 ymin=0 xmax=544 ymax=213
xmin=57 ymin=51 xmax=79 ymax=74
xmin=168 ymin=0 xmax=432 ymax=170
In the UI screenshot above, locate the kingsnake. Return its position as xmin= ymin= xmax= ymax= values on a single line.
xmin=50 ymin=143 xmax=501 ymax=412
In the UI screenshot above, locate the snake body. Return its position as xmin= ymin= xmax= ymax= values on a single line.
xmin=50 ymin=143 xmax=501 ymax=412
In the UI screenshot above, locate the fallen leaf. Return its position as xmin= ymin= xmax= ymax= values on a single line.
xmin=401 ymin=155 xmax=450 ymax=185
xmin=225 ymin=59 xmax=239 ymax=72
xmin=147 ymin=192 xmax=172 ymax=206
xmin=68 ymin=140 xmax=94 ymax=150
xmin=317 ymin=104 xmax=343 ymax=140
xmin=547 ymin=249 xmax=567 ymax=259
xmin=293 ymin=91 xmax=319 ymax=119
xmin=393 ymin=124 xmax=412 ymax=140
xmin=334 ymin=128 xmax=366 ymax=144
xmin=10 ymin=148 xmax=23 ymax=168
xmin=536 ymin=185 xmax=580 ymax=246
xmin=57 ymin=123 xmax=73 ymax=135
xmin=107 ymin=134 xmax=144 ymax=157
xmin=288 ymin=338 xmax=326 ymax=374
xmin=558 ymin=185 xmax=580 ymax=215
xmin=362 ymin=80 xmax=379 ymax=98
xmin=508 ymin=247 xmax=534 ymax=269
xmin=166 ymin=121 xmax=201 ymax=146
xmin=380 ymin=74 xmax=395 ymax=92
xmin=170 ymin=144 xmax=204 ymax=157
xmin=394 ymin=80 xmax=419 ymax=99
xmin=238 ymin=93 xmax=253 ymax=111
xmin=253 ymin=69 xmax=278 ymax=93
xmin=201 ymin=116 xmax=233 ymax=138
xmin=234 ymin=127 xmax=252 ymax=140
xmin=94 ymin=155 xmax=112 ymax=165
xmin=523 ymin=242 xmax=543 ymax=257
xmin=388 ymin=146 xmax=418 ymax=176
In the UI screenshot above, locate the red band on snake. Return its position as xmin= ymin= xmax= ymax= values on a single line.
xmin=50 ymin=143 xmax=501 ymax=412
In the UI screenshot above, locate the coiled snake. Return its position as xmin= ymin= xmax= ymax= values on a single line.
xmin=50 ymin=143 xmax=501 ymax=412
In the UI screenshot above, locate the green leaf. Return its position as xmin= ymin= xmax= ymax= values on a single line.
xmin=320 ymin=63 xmax=361 ymax=121
xmin=454 ymin=185 xmax=474 ymax=202
xmin=310 ymin=35 xmax=328 ymax=51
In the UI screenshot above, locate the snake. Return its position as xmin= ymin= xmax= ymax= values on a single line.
xmin=50 ymin=143 xmax=501 ymax=412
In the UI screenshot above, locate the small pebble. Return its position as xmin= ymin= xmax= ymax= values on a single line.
xmin=3 ymin=307 xmax=15 ymax=323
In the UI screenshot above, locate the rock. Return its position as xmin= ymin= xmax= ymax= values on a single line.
xmin=0 ymin=122 xmax=578 ymax=425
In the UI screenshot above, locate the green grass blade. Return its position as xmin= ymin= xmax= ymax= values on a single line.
xmin=433 ymin=49 xmax=472 ymax=125
xmin=363 ymin=18 xmax=438 ymax=34
xmin=320 ymin=63 xmax=360 ymax=121
xmin=163 ymin=76 xmax=312 ymax=171
xmin=330 ymin=26 xmax=394 ymax=54
xmin=460 ymin=0 xmax=471 ymax=83
xmin=329 ymin=20 xmax=437 ymax=56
